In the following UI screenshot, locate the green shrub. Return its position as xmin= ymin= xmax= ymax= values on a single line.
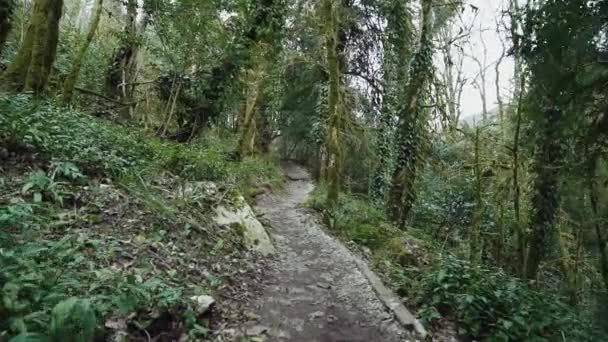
xmin=0 ymin=94 xmax=282 ymax=192
xmin=308 ymin=186 xmax=396 ymax=250
xmin=419 ymin=256 xmax=603 ymax=341
xmin=229 ymin=156 xmax=283 ymax=191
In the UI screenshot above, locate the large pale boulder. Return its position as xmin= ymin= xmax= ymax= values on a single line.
xmin=214 ymin=196 xmax=275 ymax=256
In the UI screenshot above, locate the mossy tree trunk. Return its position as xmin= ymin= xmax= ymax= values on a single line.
xmin=387 ymin=0 xmax=434 ymax=227
xmin=525 ymin=108 xmax=564 ymax=280
xmin=25 ymin=0 xmax=63 ymax=93
xmin=512 ymin=76 xmax=526 ymax=276
xmin=588 ymin=156 xmax=608 ymax=292
xmin=321 ymin=0 xmax=343 ymax=209
xmin=470 ymin=127 xmax=483 ymax=263
xmin=0 ymin=0 xmax=16 ymax=55
xmin=62 ymin=0 xmax=103 ymax=104
xmin=371 ymin=0 xmax=414 ymax=203
xmin=3 ymin=0 xmax=63 ymax=93
xmin=237 ymin=0 xmax=284 ymax=157
xmin=237 ymin=59 xmax=265 ymax=157
xmin=256 ymin=103 xmax=273 ymax=153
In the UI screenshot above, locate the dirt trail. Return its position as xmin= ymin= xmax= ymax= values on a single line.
xmin=248 ymin=164 xmax=416 ymax=341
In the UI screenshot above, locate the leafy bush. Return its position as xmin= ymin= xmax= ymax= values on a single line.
xmin=419 ymin=256 xmax=604 ymax=341
xmin=230 ymin=156 xmax=283 ymax=192
xmin=308 ymin=185 xmax=396 ymax=250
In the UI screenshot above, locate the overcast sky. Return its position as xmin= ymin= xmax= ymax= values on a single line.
xmin=459 ymin=0 xmax=515 ymax=118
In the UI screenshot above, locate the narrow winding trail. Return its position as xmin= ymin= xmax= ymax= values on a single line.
xmin=249 ymin=164 xmax=416 ymax=341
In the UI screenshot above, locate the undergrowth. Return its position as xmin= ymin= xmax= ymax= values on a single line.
xmin=0 ymin=163 xmax=207 ymax=340
xmin=0 ymin=93 xmax=282 ymax=340
xmin=420 ymin=256 xmax=603 ymax=341
xmin=0 ymin=94 xmax=282 ymax=193
xmin=307 ymin=185 xmax=605 ymax=341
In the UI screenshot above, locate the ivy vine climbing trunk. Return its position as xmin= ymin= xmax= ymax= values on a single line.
xmin=62 ymin=0 xmax=104 ymax=104
xmin=236 ymin=0 xmax=283 ymax=157
xmin=321 ymin=0 xmax=343 ymax=209
xmin=237 ymin=58 xmax=265 ymax=157
xmin=525 ymin=108 xmax=564 ymax=280
xmin=2 ymin=0 xmax=63 ymax=93
xmin=387 ymin=0 xmax=434 ymax=227
xmin=0 ymin=0 xmax=15 ymax=55
xmin=371 ymin=0 xmax=414 ymax=203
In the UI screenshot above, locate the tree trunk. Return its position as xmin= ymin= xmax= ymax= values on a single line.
xmin=470 ymin=127 xmax=483 ymax=263
xmin=256 ymin=107 xmax=273 ymax=154
xmin=371 ymin=104 xmax=392 ymax=203
xmin=371 ymin=0 xmax=413 ymax=203
xmin=2 ymin=0 xmax=32 ymax=88
xmin=494 ymin=34 xmax=506 ymax=124
xmin=513 ymin=76 xmax=526 ymax=276
xmin=106 ymin=0 xmax=141 ymax=111
xmin=588 ymin=157 xmax=608 ymax=292
xmin=236 ymin=0 xmax=283 ymax=155
xmin=322 ymin=0 xmax=343 ymax=209
xmin=2 ymin=0 xmax=63 ymax=93
xmin=62 ymin=0 xmax=103 ymax=104
xmin=0 ymin=0 xmax=15 ymax=55
xmin=237 ymin=66 xmax=264 ymax=157
xmin=25 ymin=0 xmax=63 ymax=93
xmin=525 ymin=108 xmax=564 ymax=280
xmin=509 ymin=0 xmax=523 ymax=101
xmin=387 ymin=0 xmax=434 ymax=227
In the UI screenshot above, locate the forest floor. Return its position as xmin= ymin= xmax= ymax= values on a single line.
xmin=242 ymin=163 xmax=418 ymax=341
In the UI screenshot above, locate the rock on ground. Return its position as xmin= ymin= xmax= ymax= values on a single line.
xmin=214 ymin=196 xmax=275 ymax=256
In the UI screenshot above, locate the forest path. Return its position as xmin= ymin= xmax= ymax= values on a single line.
xmin=247 ymin=163 xmax=417 ymax=341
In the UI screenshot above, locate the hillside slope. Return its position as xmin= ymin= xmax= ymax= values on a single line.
xmin=0 ymin=94 xmax=281 ymax=341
